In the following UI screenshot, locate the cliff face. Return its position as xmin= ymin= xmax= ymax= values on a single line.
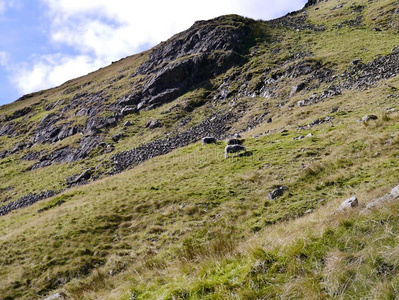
xmin=1 ymin=0 xmax=399 ymax=299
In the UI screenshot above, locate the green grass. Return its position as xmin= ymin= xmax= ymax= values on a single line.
xmin=126 ymin=200 xmax=399 ymax=299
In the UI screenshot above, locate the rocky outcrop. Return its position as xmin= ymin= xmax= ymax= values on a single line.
xmin=362 ymin=185 xmax=399 ymax=212
xmin=120 ymin=16 xmax=254 ymax=110
xmin=112 ymin=110 xmax=240 ymax=173
xmin=2 ymin=106 xmax=32 ymax=122
xmin=342 ymin=47 xmax=399 ymax=89
xmin=0 ymin=190 xmax=56 ymax=216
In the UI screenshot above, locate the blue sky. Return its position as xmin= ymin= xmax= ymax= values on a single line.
xmin=0 ymin=0 xmax=307 ymax=106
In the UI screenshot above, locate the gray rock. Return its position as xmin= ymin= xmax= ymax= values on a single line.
xmin=66 ymin=169 xmax=92 ymax=187
xmin=391 ymin=185 xmax=399 ymax=198
xmin=44 ymin=292 xmax=67 ymax=300
xmin=0 ymin=150 xmax=8 ymax=159
xmin=146 ymin=120 xmax=162 ymax=129
xmin=362 ymin=115 xmax=378 ymax=122
xmin=124 ymin=121 xmax=133 ymax=127
xmin=331 ymin=107 xmax=339 ymax=113
xmin=120 ymin=106 xmax=138 ymax=116
xmin=336 ymin=196 xmax=358 ymax=212
xmin=363 ymin=184 xmax=399 ymax=212
xmin=290 ymin=82 xmax=306 ymax=97
xmin=293 ymin=135 xmax=305 ymax=140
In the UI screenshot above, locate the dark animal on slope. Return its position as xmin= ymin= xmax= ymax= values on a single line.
xmin=227 ymin=138 xmax=244 ymax=145
xmin=202 ymin=137 xmax=217 ymax=145
xmin=225 ymin=145 xmax=246 ymax=158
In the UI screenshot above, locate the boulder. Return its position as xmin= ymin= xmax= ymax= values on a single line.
xmin=336 ymin=196 xmax=358 ymax=212
xmin=66 ymin=169 xmax=92 ymax=187
xmin=290 ymin=82 xmax=306 ymax=97
xmin=146 ymin=120 xmax=162 ymax=129
xmin=362 ymin=115 xmax=378 ymax=122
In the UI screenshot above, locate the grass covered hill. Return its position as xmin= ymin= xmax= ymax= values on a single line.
xmin=0 ymin=0 xmax=399 ymax=299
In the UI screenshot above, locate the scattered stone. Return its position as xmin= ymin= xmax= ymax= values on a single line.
xmin=43 ymin=292 xmax=67 ymax=300
xmin=267 ymin=117 xmax=272 ymax=123
xmin=120 ymin=106 xmax=138 ymax=116
xmin=362 ymin=115 xmax=378 ymax=122
xmin=146 ymin=119 xmax=162 ymax=129
xmin=293 ymin=135 xmax=305 ymax=140
xmin=331 ymin=107 xmax=339 ymax=113
xmin=299 ymin=116 xmax=333 ymax=130
xmin=0 ymin=190 xmax=56 ymax=216
xmin=362 ymin=184 xmax=399 ymax=212
xmin=112 ymin=111 xmax=239 ymax=173
xmin=290 ymin=82 xmax=306 ymax=97
xmin=269 ymin=186 xmax=288 ymax=200
xmin=306 ymin=133 xmax=313 ymax=138
xmin=66 ymin=169 xmax=92 ymax=187
xmin=336 ymin=196 xmax=358 ymax=212
xmin=0 ymin=150 xmax=8 ymax=159
xmin=124 ymin=121 xmax=133 ymax=127
xmin=105 ymin=144 xmax=115 ymax=153
xmin=112 ymin=133 xmax=124 ymax=143
xmin=297 ymin=86 xmax=341 ymax=107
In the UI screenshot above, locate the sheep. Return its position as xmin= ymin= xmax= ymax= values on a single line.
xmin=202 ymin=136 xmax=217 ymax=145
xmin=227 ymin=138 xmax=244 ymax=145
xmin=225 ymin=145 xmax=246 ymax=158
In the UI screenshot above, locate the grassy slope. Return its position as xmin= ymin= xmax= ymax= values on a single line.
xmin=0 ymin=0 xmax=399 ymax=299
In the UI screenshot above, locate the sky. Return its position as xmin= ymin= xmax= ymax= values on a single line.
xmin=0 ymin=0 xmax=307 ymax=105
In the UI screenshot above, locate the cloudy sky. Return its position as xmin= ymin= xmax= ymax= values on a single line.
xmin=0 ymin=0 xmax=307 ymax=105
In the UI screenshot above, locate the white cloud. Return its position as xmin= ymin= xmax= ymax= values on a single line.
xmin=12 ymin=54 xmax=107 ymax=94
xmin=0 ymin=51 xmax=9 ymax=66
xmin=13 ymin=0 xmax=307 ymax=95
xmin=0 ymin=0 xmax=15 ymax=14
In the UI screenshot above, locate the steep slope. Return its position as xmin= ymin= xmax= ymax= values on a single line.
xmin=0 ymin=0 xmax=399 ymax=299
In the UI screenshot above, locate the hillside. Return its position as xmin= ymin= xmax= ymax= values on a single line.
xmin=1 ymin=0 xmax=399 ymax=299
